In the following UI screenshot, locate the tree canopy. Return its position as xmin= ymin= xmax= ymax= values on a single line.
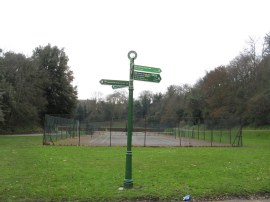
xmin=0 ymin=45 xmax=77 ymax=133
xmin=1 ymin=33 xmax=270 ymax=133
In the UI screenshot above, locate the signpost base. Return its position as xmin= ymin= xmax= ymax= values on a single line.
xmin=123 ymin=179 xmax=133 ymax=189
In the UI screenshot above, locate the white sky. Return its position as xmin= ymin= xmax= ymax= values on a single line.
xmin=1 ymin=0 xmax=270 ymax=99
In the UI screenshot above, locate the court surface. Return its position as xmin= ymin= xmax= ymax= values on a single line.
xmin=56 ymin=131 xmax=230 ymax=147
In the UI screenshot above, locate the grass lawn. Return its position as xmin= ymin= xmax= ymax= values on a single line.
xmin=0 ymin=130 xmax=269 ymax=201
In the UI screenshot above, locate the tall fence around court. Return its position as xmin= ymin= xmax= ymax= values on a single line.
xmin=178 ymin=117 xmax=242 ymax=147
xmin=43 ymin=116 xmax=242 ymax=147
xmin=43 ymin=114 xmax=79 ymax=145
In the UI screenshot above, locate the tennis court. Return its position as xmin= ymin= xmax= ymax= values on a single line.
xmin=55 ymin=131 xmax=231 ymax=147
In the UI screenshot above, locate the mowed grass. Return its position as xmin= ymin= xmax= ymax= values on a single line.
xmin=0 ymin=130 xmax=269 ymax=201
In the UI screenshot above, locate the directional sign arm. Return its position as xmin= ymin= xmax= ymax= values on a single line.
xmin=134 ymin=71 xmax=161 ymax=83
xmin=134 ymin=65 xmax=162 ymax=73
xmin=100 ymin=79 xmax=129 ymax=86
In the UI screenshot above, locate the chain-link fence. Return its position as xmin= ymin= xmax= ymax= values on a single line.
xmin=43 ymin=115 xmax=242 ymax=147
xmin=178 ymin=117 xmax=242 ymax=147
xmin=43 ymin=114 xmax=79 ymax=145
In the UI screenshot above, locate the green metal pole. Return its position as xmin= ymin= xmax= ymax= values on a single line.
xmin=124 ymin=51 xmax=137 ymax=189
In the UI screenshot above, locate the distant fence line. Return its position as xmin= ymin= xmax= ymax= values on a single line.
xmin=43 ymin=115 xmax=242 ymax=147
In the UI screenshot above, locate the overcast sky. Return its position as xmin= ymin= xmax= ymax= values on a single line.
xmin=1 ymin=0 xmax=270 ymax=99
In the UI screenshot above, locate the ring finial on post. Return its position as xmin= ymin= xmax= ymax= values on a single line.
xmin=128 ymin=51 xmax=137 ymax=60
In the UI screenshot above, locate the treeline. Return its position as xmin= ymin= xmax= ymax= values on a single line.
xmin=77 ymin=33 xmax=270 ymax=126
xmin=1 ymin=34 xmax=269 ymax=133
xmin=0 ymin=44 xmax=77 ymax=133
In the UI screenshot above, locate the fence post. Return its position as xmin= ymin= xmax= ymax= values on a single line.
xmin=179 ymin=121 xmax=181 ymax=147
xmin=175 ymin=124 xmax=177 ymax=139
xmin=229 ymin=128 xmax=232 ymax=145
xmin=78 ymin=121 xmax=81 ymax=146
xmin=144 ymin=116 xmax=146 ymax=147
xmin=211 ymin=129 xmax=213 ymax=147
xmin=197 ymin=119 xmax=200 ymax=140
xmin=220 ymin=128 xmax=222 ymax=143
xmin=110 ymin=118 xmax=112 ymax=147
xmin=240 ymin=125 xmax=243 ymax=147
xmin=204 ymin=125 xmax=206 ymax=140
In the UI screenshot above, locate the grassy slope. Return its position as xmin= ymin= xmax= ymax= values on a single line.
xmin=0 ymin=130 xmax=269 ymax=201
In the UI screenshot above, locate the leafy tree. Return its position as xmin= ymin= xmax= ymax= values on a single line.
xmin=0 ymin=51 xmax=47 ymax=130
xmin=106 ymin=90 xmax=128 ymax=119
xmin=147 ymin=92 xmax=163 ymax=123
xmin=245 ymin=89 xmax=270 ymax=125
xmin=199 ymin=66 xmax=232 ymax=118
xmin=80 ymin=99 xmax=99 ymax=122
xmin=106 ymin=90 xmax=127 ymax=104
xmin=32 ymin=44 xmax=77 ymax=116
xmin=186 ymin=82 xmax=204 ymax=124
xmin=245 ymin=50 xmax=270 ymax=125
xmin=98 ymin=101 xmax=112 ymax=121
xmin=138 ymin=90 xmax=153 ymax=118
xmin=0 ymin=50 xmax=4 ymax=123
xmin=133 ymin=99 xmax=143 ymax=119
xmin=0 ymin=45 xmax=78 ymax=132
xmin=0 ymin=91 xmax=4 ymax=123
xmin=262 ymin=32 xmax=270 ymax=57
xmin=76 ymin=103 xmax=88 ymax=121
xmin=160 ymin=85 xmax=190 ymax=126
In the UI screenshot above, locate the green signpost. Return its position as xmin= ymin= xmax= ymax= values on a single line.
xmin=99 ymin=51 xmax=162 ymax=189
